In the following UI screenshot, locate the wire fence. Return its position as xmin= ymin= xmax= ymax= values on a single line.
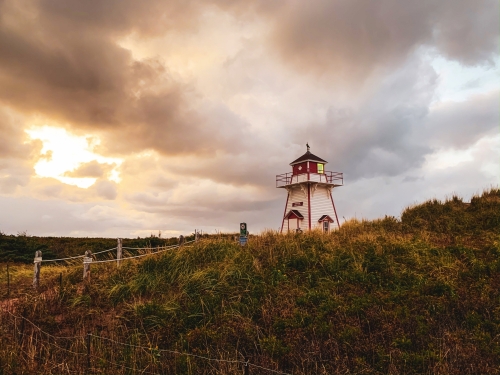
xmin=41 ymin=246 xmax=119 ymax=263
xmin=40 ymin=231 xmax=202 ymax=264
xmin=0 ymin=309 xmax=294 ymax=375
xmin=87 ymin=240 xmax=195 ymax=264
xmin=29 ymin=234 xmax=200 ymax=287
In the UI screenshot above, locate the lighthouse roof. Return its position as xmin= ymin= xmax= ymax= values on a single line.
xmin=290 ymin=150 xmax=327 ymax=166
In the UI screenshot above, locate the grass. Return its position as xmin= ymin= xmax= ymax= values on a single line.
xmin=0 ymin=188 xmax=499 ymax=374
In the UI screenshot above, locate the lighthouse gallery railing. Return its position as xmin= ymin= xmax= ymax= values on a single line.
xmin=276 ymin=171 xmax=343 ymax=188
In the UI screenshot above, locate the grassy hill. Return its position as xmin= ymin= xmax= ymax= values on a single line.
xmin=0 ymin=188 xmax=499 ymax=374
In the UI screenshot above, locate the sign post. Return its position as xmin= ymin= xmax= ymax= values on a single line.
xmin=239 ymin=223 xmax=249 ymax=246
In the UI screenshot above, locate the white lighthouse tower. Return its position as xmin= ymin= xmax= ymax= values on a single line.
xmin=276 ymin=145 xmax=343 ymax=232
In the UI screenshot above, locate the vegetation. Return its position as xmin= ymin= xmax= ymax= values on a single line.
xmin=0 ymin=232 xmax=181 ymax=264
xmin=0 ymin=188 xmax=499 ymax=374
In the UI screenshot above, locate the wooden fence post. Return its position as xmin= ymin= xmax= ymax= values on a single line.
xmin=179 ymin=235 xmax=184 ymax=246
xmin=195 ymin=229 xmax=199 ymax=242
xmin=33 ymin=250 xmax=42 ymax=289
xmin=117 ymin=238 xmax=122 ymax=268
xmin=83 ymin=250 xmax=92 ymax=281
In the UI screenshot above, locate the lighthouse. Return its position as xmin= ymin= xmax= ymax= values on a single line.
xmin=276 ymin=145 xmax=343 ymax=233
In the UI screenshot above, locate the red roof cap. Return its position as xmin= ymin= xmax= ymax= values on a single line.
xmin=290 ymin=151 xmax=328 ymax=166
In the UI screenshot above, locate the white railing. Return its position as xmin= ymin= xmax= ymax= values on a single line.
xmin=276 ymin=171 xmax=343 ymax=188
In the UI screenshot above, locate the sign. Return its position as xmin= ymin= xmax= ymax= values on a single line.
xmin=83 ymin=257 xmax=93 ymax=264
xmin=34 ymin=257 xmax=42 ymax=263
xmin=240 ymin=223 xmax=248 ymax=237
xmin=292 ymin=202 xmax=303 ymax=207
xmin=239 ymin=223 xmax=248 ymax=246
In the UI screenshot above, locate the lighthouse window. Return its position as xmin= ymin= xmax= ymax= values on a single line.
xmin=323 ymin=221 xmax=329 ymax=232
xmin=317 ymin=163 xmax=324 ymax=173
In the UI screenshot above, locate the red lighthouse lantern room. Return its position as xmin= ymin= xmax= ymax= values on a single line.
xmin=276 ymin=145 xmax=343 ymax=233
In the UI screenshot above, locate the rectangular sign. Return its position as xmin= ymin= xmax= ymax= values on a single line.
xmin=83 ymin=257 xmax=93 ymax=264
xmin=292 ymin=202 xmax=303 ymax=207
xmin=34 ymin=257 xmax=42 ymax=263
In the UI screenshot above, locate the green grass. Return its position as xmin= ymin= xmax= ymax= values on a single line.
xmin=0 ymin=188 xmax=499 ymax=374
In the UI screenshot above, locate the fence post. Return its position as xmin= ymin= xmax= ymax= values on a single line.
xmin=33 ymin=250 xmax=42 ymax=289
xmin=117 ymin=238 xmax=122 ymax=268
xmin=83 ymin=250 xmax=92 ymax=281
xmin=179 ymin=235 xmax=184 ymax=246
xmin=195 ymin=229 xmax=198 ymax=242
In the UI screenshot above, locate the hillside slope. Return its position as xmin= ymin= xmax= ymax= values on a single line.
xmin=1 ymin=188 xmax=499 ymax=375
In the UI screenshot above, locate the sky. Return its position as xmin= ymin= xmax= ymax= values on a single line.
xmin=0 ymin=0 xmax=498 ymax=238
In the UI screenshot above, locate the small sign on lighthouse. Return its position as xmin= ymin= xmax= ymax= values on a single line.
xmin=276 ymin=145 xmax=343 ymax=233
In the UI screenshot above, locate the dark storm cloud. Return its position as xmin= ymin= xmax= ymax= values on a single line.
xmin=0 ymin=0 xmax=248 ymax=156
xmin=270 ymin=0 xmax=499 ymax=83
xmin=165 ymin=150 xmax=282 ymax=188
xmin=0 ymin=107 xmax=39 ymax=193
xmin=293 ymin=89 xmax=498 ymax=184
xmin=0 ymin=108 xmax=36 ymax=159
xmin=424 ymin=91 xmax=499 ymax=149
xmin=0 ymin=6 xmax=133 ymax=125
xmin=432 ymin=1 xmax=499 ymax=65
xmin=101 ymin=95 xmax=249 ymax=156
xmin=38 ymin=0 xmax=200 ymax=35
xmin=293 ymin=57 xmax=436 ymax=180
xmin=0 ymin=0 xmax=497 ymax=160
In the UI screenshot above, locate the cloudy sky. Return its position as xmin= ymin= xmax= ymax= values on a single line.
xmin=0 ymin=0 xmax=498 ymax=237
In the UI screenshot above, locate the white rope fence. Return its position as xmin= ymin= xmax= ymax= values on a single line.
xmin=41 ymin=247 xmax=118 ymax=263
xmin=86 ymin=240 xmax=195 ymax=264
xmin=41 ymin=254 xmax=85 ymax=263
xmin=32 ymin=232 xmax=201 ymax=285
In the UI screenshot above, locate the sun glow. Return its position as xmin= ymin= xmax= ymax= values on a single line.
xmin=26 ymin=126 xmax=123 ymax=188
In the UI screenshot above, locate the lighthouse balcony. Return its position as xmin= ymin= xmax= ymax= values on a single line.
xmin=276 ymin=171 xmax=343 ymax=188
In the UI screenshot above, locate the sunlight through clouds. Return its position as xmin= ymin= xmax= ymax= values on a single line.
xmin=25 ymin=127 xmax=123 ymax=188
